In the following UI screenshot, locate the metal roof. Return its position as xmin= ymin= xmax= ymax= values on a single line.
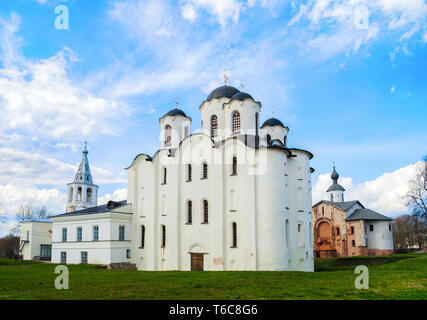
xmin=74 ymin=146 xmax=93 ymax=184
xmin=346 ymin=208 xmax=392 ymax=221
xmin=314 ymin=200 xmax=362 ymax=212
xmin=206 ymin=85 xmax=240 ymax=101
xmin=261 ymin=117 xmax=285 ymax=128
xmin=327 ymin=183 xmax=345 ymax=192
xmin=231 ymin=91 xmax=254 ymax=101
xmin=51 ymin=200 xmax=130 ymax=218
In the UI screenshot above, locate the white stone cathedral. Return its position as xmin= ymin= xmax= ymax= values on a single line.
xmin=127 ymin=83 xmax=315 ymax=271
xmin=38 ymin=81 xmax=314 ymax=271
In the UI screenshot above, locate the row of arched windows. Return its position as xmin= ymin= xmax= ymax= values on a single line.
xmin=164 ymin=125 xmax=190 ymax=146
xmin=69 ymin=187 xmax=93 ymax=202
xmin=163 ymin=157 xmax=237 ymax=185
xmin=140 ymin=221 xmax=238 ymax=249
xmin=186 ymin=200 xmax=209 ymax=224
xmin=210 ymin=111 xmax=261 ymax=138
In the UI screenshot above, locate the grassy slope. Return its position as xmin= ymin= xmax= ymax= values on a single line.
xmin=0 ymin=254 xmax=425 ymax=300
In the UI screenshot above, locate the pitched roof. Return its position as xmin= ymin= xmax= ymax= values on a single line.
xmin=51 ymin=200 xmax=130 ymax=218
xmin=326 ymin=183 xmax=345 ymax=192
xmin=313 ymin=200 xmax=362 ymax=211
xmin=74 ymin=146 xmax=93 ymax=184
xmin=346 ymin=208 xmax=392 ymax=221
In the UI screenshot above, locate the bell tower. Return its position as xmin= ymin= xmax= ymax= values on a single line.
xmin=65 ymin=142 xmax=99 ymax=213
xmin=326 ymin=166 xmax=345 ymax=202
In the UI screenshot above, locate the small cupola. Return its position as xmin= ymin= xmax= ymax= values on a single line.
xmin=327 ymin=166 xmax=345 ymax=202
xmin=260 ymin=117 xmax=289 ymax=147
xmin=159 ymin=99 xmax=192 ymax=149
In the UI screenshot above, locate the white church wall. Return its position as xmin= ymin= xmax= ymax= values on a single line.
xmin=366 ymin=220 xmax=394 ymax=250
xmin=255 ymin=148 xmax=288 ymax=270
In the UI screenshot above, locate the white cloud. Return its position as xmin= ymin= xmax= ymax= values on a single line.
xmin=0 ymin=183 xmax=66 ymax=218
xmin=289 ymin=0 xmax=427 ymax=60
xmin=98 ymin=188 xmax=127 ymax=205
xmin=185 ymin=0 xmax=242 ymax=26
xmin=391 ymin=85 xmax=396 ymax=93
xmin=0 ymin=148 xmax=125 ymax=186
xmin=313 ymin=162 xmax=421 ymax=216
xmin=182 ymin=3 xmax=198 ymax=22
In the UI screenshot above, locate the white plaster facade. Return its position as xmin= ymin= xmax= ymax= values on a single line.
xmin=127 ymin=85 xmax=315 ymax=271
xmin=19 ymin=221 xmax=52 ymax=260
xmin=51 ymin=203 xmax=132 ymax=264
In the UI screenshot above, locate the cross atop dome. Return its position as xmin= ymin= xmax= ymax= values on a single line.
xmin=223 ymin=68 xmax=228 ymax=85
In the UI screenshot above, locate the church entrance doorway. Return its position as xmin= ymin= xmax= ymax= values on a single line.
xmin=190 ymin=253 xmax=204 ymax=271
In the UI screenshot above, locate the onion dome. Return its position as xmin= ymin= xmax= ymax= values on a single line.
xmin=261 ymin=117 xmax=285 ymax=128
xmin=163 ymin=108 xmax=187 ymax=118
xmin=327 ymin=166 xmax=345 ymax=192
xmin=231 ymin=91 xmax=254 ymax=101
xmin=206 ymin=85 xmax=240 ymax=101
xmin=331 ymin=166 xmax=339 ymax=181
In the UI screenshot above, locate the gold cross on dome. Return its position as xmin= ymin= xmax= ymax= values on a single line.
xmin=223 ymin=68 xmax=228 ymax=85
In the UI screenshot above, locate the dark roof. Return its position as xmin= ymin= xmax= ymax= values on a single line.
xmin=163 ymin=108 xmax=187 ymax=118
xmin=314 ymin=200 xmax=363 ymax=212
xmin=231 ymin=91 xmax=254 ymax=101
xmin=346 ymin=209 xmax=392 ymax=221
xmin=51 ymin=200 xmax=130 ymax=218
xmin=327 ymin=183 xmax=345 ymax=192
xmin=206 ymin=85 xmax=240 ymax=101
xmin=261 ymin=117 xmax=285 ymax=128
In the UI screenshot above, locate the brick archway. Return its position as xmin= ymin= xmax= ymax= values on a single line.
xmin=314 ymin=218 xmax=336 ymax=258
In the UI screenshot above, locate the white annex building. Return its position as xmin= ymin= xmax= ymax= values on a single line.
xmin=21 ymin=81 xmax=315 ymax=272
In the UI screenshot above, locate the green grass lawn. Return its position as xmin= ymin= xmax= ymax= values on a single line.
xmin=0 ymin=254 xmax=426 ymax=300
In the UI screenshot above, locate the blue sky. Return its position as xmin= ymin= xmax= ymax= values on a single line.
xmin=0 ymin=0 xmax=426 ymax=235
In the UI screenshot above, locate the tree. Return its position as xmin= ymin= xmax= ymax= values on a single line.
xmin=0 ymin=234 xmax=19 ymax=259
xmin=14 ymin=203 xmax=48 ymax=234
xmin=407 ymin=155 xmax=427 ymax=220
xmin=392 ymin=214 xmax=411 ymax=249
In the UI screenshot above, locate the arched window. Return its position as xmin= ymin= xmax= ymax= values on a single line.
xmin=77 ymin=187 xmax=82 ymax=201
xmin=203 ymin=200 xmax=208 ymax=223
xmin=330 ymin=193 xmax=334 ymax=202
xmin=162 ymin=167 xmax=167 ymax=184
xmin=285 ymin=219 xmax=289 ymax=248
xmin=266 ymin=134 xmax=271 ymax=145
xmin=86 ymin=188 xmax=92 ymax=202
xmin=187 ymin=201 xmax=192 ymax=224
xmin=231 ymin=222 xmax=237 ymax=248
xmin=298 ymin=222 xmax=305 ymax=248
xmin=210 ymin=115 xmax=218 ymax=138
xmin=283 ymin=135 xmax=287 ymax=147
xmin=255 ymin=112 xmax=259 ymax=136
xmin=141 ymin=225 xmax=145 ymax=249
xmin=202 ymin=162 xmax=208 ymax=179
xmin=232 ymin=111 xmax=240 ymax=134
xmin=187 ymin=164 xmax=192 ymax=181
xmin=161 ymin=225 xmax=166 ymax=248
xmin=232 ymin=156 xmax=237 ymax=175
xmin=164 ymin=125 xmax=172 ymax=146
